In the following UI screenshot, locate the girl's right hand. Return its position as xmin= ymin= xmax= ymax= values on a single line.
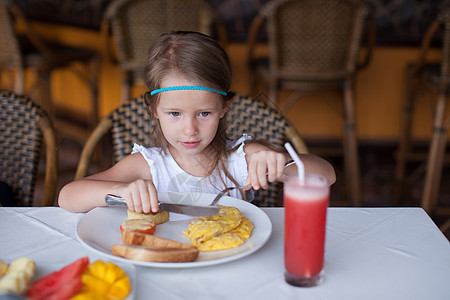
xmin=115 ymin=179 xmax=159 ymax=214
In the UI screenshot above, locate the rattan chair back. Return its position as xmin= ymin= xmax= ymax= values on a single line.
xmin=102 ymin=0 xmax=226 ymax=103
xmin=0 ymin=90 xmax=58 ymax=206
xmin=76 ymin=94 xmax=307 ymax=206
xmin=108 ymin=94 xmax=158 ymax=162
xmin=266 ymin=0 xmax=369 ymax=80
xmin=227 ymin=94 xmax=308 ymax=155
xmin=0 ymin=2 xmax=23 ymax=72
xmin=248 ymin=0 xmax=374 ymax=102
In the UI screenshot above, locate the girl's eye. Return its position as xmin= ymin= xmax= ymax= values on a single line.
xmin=169 ymin=112 xmax=180 ymax=117
xmin=199 ymin=112 xmax=210 ymax=117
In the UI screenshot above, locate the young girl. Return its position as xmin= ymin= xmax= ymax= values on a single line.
xmin=58 ymin=31 xmax=335 ymax=213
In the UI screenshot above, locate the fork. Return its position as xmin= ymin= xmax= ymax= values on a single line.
xmin=209 ymin=161 xmax=296 ymax=206
xmin=209 ymin=184 xmax=252 ymax=206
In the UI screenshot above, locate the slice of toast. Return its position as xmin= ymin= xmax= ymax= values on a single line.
xmin=111 ymin=244 xmax=199 ymax=263
xmin=112 ymin=229 xmax=199 ymax=263
xmin=121 ymin=230 xmax=196 ymax=250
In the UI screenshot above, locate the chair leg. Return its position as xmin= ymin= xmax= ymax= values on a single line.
xmin=440 ymin=218 xmax=450 ymax=233
xmin=343 ymin=78 xmax=361 ymax=206
xmin=248 ymin=64 xmax=260 ymax=98
xmin=268 ymin=78 xmax=278 ymax=107
xmin=14 ymin=69 xmax=25 ymax=93
xmin=88 ymin=55 xmax=100 ymax=129
xmin=421 ymin=92 xmax=448 ymax=213
xmin=36 ymin=68 xmax=53 ymax=118
xmin=120 ymin=73 xmax=133 ymax=104
xmin=395 ymin=64 xmax=418 ymax=205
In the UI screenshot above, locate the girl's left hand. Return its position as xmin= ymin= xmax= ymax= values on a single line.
xmin=244 ymin=149 xmax=289 ymax=190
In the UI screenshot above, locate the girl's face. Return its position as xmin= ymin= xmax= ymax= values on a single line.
xmin=153 ymin=75 xmax=229 ymax=161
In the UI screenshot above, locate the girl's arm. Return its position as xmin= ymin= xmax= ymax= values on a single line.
xmin=58 ymin=154 xmax=159 ymax=213
xmin=243 ymin=142 xmax=336 ymax=190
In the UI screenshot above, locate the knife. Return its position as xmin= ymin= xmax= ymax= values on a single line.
xmin=104 ymin=194 xmax=219 ymax=216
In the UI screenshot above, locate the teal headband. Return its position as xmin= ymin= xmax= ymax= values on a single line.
xmin=150 ymin=86 xmax=228 ymax=96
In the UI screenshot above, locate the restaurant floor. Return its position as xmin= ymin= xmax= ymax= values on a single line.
xmin=35 ymin=137 xmax=450 ymax=242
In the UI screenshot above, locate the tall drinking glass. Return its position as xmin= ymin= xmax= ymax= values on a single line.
xmin=284 ymin=173 xmax=329 ymax=287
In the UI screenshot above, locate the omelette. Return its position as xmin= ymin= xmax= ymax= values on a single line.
xmin=183 ymin=206 xmax=254 ymax=251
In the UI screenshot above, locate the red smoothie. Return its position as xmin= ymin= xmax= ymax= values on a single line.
xmin=284 ymin=174 xmax=329 ymax=284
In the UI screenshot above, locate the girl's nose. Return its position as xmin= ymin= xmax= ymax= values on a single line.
xmin=182 ymin=117 xmax=198 ymax=136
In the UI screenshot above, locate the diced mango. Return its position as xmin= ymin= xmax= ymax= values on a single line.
xmin=106 ymin=276 xmax=131 ymax=300
xmin=73 ymin=261 xmax=130 ymax=300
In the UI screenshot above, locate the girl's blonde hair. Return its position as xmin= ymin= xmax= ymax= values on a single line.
xmin=143 ymin=31 xmax=242 ymax=194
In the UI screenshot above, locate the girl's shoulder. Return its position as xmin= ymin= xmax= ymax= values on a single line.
xmin=227 ymin=133 xmax=252 ymax=150
xmin=131 ymin=144 xmax=167 ymax=158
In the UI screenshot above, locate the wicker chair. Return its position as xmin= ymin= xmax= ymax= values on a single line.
xmin=0 ymin=90 xmax=58 ymax=206
xmin=395 ymin=9 xmax=450 ymax=232
xmin=75 ymin=94 xmax=308 ymax=207
xmin=101 ymin=0 xmax=227 ymax=103
xmin=247 ymin=0 xmax=375 ymax=206
xmin=0 ymin=2 xmax=100 ymax=145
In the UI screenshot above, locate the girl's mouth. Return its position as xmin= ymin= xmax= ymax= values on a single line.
xmin=180 ymin=141 xmax=200 ymax=148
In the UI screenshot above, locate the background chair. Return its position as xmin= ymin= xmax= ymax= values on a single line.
xmin=75 ymin=94 xmax=308 ymax=207
xmin=101 ymin=0 xmax=227 ymax=103
xmin=247 ymin=0 xmax=375 ymax=206
xmin=0 ymin=2 xmax=100 ymax=145
xmin=395 ymin=9 xmax=450 ymax=232
xmin=0 ymin=90 xmax=58 ymax=206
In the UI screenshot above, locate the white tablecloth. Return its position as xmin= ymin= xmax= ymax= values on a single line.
xmin=0 ymin=207 xmax=449 ymax=300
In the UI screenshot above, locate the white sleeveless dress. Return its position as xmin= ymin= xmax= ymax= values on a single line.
xmin=131 ymin=134 xmax=253 ymax=200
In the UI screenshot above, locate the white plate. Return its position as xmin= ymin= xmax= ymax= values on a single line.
xmin=31 ymin=260 xmax=135 ymax=300
xmin=76 ymin=192 xmax=272 ymax=268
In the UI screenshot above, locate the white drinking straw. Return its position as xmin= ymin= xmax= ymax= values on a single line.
xmin=284 ymin=142 xmax=305 ymax=185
